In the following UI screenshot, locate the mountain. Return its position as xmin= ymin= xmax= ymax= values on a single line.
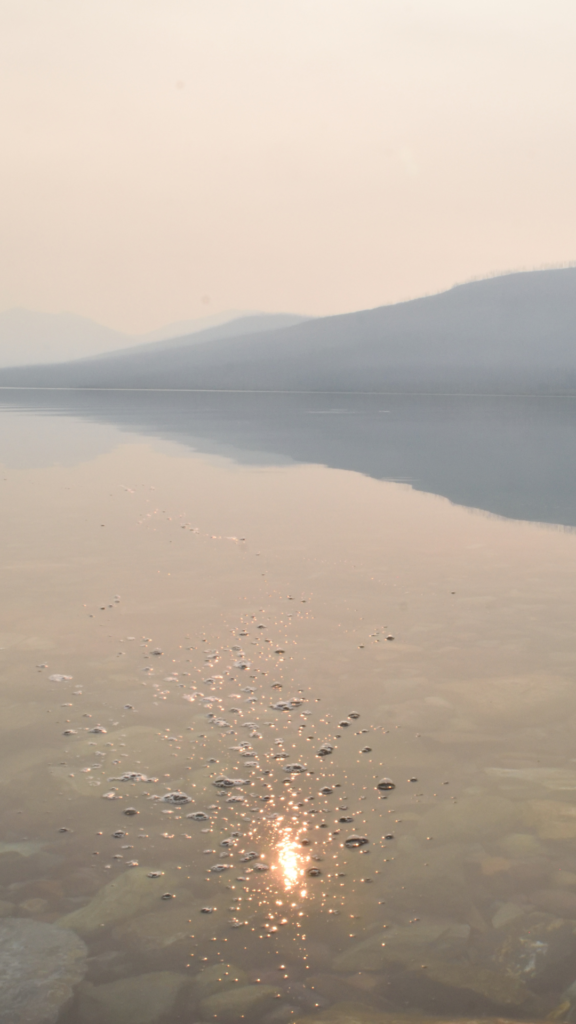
xmin=0 ymin=268 xmax=575 ymax=392
xmin=121 ymin=314 xmax=310 ymax=356
xmin=0 ymin=309 xmax=306 ymax=368
xmin=137 ymin=310 xmax=293 ymax=344
xmin=0 ymin=309 xmax=130 ymax=366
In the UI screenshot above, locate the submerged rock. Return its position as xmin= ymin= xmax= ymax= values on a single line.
xmin=415 ymin=960 xmax=534 ymax=1009
xmin=200 ymin=983 xmax=280 ymax=1021
xmin=0 ymin=840 xmax=44 ymax=858
xmin=525 ymin=799 xmax=576 ymax=840
xmin=490 ymin=910 xmax=576 ymax=987
xmin=491 ymin=902 xmax=527 ymax=929
xmin=0 ymin=917 xmax=86 ymax=1024
xmin=333 ymin=921 xmax=471 ymax=973
xmin=75 ymin=971 xmax=189 ymax=1024
xmin=292 ymin=1007 xmax=392 ymax=1024
xmin=292 ymin=1005 xmax=540 ymax=1024
xmin=411 ymin=795 xmax=522 ymax=844
xmin=530 ymin=889 xmax=576 ymax=918
xmin=191 ymin=962 xmax=248 ymax=999
xmin=292 ymin=1005 xmax=401 ymax=1024
xmin=486 ymin=767 xmax=576 ymax=790
xmin=56 ymin=867 xmax=177 ymax=934
xmin=113 ymin=904 xmax=210 ymax=952
xmin=498 ymin=832 xmax=546 ymax=859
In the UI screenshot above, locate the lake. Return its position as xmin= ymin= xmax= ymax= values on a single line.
xmin=1 ymin=389 xmax=576 ymax=1024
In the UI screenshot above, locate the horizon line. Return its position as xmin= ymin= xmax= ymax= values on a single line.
xmin=2 ymin=387 xmax=576 ymax=398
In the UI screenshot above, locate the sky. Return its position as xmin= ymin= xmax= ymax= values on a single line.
xmin=0 ymin=0 xmax=575 ymax=333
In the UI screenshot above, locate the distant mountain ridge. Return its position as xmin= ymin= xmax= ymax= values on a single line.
xmin=0 ymin=308 xmax=307 ymax=367
xmin=0 ymin=309 xmax=129 ymax=367
xmin=111 ymin=313 xmax=310 ymax=358
xmin=1 ymin=269 xmax=575 ymax=393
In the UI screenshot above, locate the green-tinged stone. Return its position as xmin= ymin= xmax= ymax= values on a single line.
xmin=485 ymin=767 xmax=576 ymax=790
xmin=292 ymin=1006 xmax=541 ymax=1024
xmin=293 ymin=1007 xmax=398 ymax=1024
xmin=491 ymin=910 xmax=576 ymax=982
xmin=200 ymin=983 xmax=280 ymax=1021
xmin=524 ymin=800 xmax=576 ymax=840
xmin=410 ymin=795 xmax=522 ymax=845
xmin=56 ymin=867 xmax=179 ymax=934
xmin=75 ymin=971 xmax=189 ymax=1024
xmin=491 ymin=902 xmax=527 ymax=929
xmin=333 ymin=921 xmax=470 ymax=973
xmin=191 ymin=962 xmax=249 ymax=998
xmin=0 ymin=840 xmax=45 ymax=857
xmin=419 ymin=960 xmax=530 ymax=1007
xmin=113 ymin=903 xmax=211 ymax=952
xmin=497 ymin=833 xmax=547 ymax=858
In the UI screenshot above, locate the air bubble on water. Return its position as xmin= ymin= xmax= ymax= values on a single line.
xmin=159 ymin=791 xmax=191 ymax=805
xmin=344 ymin=835 xmax=369 ymax=848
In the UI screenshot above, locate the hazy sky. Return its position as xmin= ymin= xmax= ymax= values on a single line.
xmin=1 ymin=0 xmax=575 ymax=332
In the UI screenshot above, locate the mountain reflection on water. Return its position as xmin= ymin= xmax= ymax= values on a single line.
xmin=1 ymin=388 xmax=576 ymax=527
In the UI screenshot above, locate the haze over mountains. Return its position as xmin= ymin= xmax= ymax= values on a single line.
xmin=0 ymin=308 xmax=307 ymax=367
xmin=1 ymin=268 xmax=575 ymax=393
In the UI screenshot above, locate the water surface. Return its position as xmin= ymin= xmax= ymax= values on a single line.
xmin=1 ymin=394 xmax=576 ymax=1024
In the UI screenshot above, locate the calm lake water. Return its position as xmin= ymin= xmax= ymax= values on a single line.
xmin=1 ymin=391 xmax=576 ymax=1024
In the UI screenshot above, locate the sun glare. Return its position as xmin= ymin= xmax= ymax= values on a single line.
xmin=276 ymin=830 xmax=305 ymax=889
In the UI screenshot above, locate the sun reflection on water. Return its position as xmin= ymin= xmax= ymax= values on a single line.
xmin=276 ymin=829 xmax=306 ymax=890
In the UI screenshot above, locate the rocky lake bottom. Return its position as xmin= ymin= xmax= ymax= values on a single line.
xmin=1 ymin=396 xmax=576 ymax=1024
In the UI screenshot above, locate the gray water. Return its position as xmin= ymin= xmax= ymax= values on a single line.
xmin=1 ymin=391 xmax=576 ymax=1024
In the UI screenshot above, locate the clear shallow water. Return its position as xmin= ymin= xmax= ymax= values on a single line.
xmin=1 ymin=396 xmax=576 ymax=1024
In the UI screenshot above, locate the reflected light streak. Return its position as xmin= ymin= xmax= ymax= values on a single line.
xmin=276 ymin=829 xmax=306 ymax=890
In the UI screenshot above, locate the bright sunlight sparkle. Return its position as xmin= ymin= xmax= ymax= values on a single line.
xmin=276 ymin=830 xmax=305 ymax=890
